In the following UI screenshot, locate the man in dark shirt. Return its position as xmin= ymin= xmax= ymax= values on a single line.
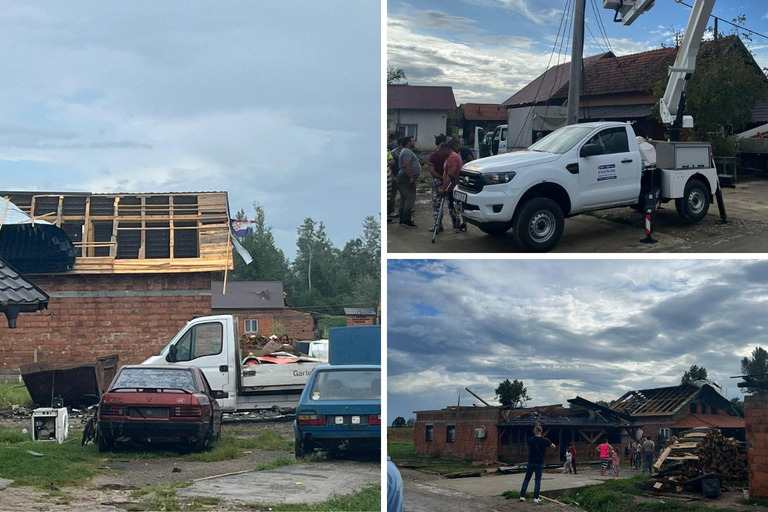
xmin=519 ymin=425 xmax=556 ymax=503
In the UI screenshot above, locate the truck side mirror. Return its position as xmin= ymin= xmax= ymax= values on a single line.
xmin=167 ymin=344 xmax=178 ymax=363
xmin=581 ymin=143 xmax=603 ymax=157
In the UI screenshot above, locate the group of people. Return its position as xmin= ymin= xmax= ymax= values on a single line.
xmin=628 ymin=436 xmax=658 ymax=473
xmin=386 ymin=133 xmax=474 ymax=233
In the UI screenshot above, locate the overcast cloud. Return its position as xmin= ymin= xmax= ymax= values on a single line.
xmin=386 ymin=259 xmax=767 ymax=422
xmin=388 ymin=1 xmax=768 ymax=104
xmin=1 ymin=1 xmax=380 ymax=258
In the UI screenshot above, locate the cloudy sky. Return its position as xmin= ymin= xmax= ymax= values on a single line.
xmin=1 ymin=1 xmax=380 ymax=258
xmin=388 ymin=0 xmax=768 ymax=104
xmin=386 ymin=259 xmax=768 ymax=421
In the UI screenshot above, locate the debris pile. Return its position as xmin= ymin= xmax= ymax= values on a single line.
xmin=652 ymin=427 xmax=747 ymax=492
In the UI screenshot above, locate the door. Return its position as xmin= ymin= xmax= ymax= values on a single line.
xmin=577 ymin=126 xmax=640 ymax=208
xmin=499 ymin=126 xmax=508 ymax=153
xmin=168 ymin=320 xmax=234 ymax=409
xmin=474 ymin=127 xmax=487 ymax=158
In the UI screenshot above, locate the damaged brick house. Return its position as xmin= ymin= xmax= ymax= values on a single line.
xmin=609 ymin=381 xmax=744 ymax=442
xmin=413 ymin=402 xmax=632 ymax=465
xmin=413 ymin=381 xmax=743 ymax=464
xmin=0 ymin=191 xmax=309 ymax=373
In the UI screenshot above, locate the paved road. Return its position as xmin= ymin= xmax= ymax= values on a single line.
xmin=388 ymin=179 xmax=768 ymax=254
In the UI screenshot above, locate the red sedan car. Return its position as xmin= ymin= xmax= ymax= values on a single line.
xmin=98 ymin=365 xmax=222 ymax=452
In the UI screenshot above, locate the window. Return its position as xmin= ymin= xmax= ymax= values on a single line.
xmin=659 ymin=428 xmax=670 ymax=440
xmin=446 ymin=425 xmax=456 ymax=443
xmin=173 ymin=322 xmax=223 ymax=361
xmin=308 ymin=369 xmax=381 ymax=400
xmin=396 ymin=124 xmax=418 ymax=140
xmin=426 ymin=425 xmax=433 ymax=442
xmin=244 ymin=319 xmax=259 ymax=333
xmin=585 ymin=127 xmax=629 ymax=154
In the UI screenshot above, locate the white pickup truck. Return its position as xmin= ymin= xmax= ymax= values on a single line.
xmin=143 ymin=315 xmax=324 ymax=412
xmin=454 ymin=122 xmax=718 ymax=251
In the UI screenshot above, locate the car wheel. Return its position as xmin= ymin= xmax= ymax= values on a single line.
xmin=512 ymin=198 xmax=564 ymax=252
xmin=478 ymin=224 xmax=511 ymax=236
xmin=192 ymin=421 xmax=214 ymax=452
xmin=678 ymin=179 xmax=710 ymax=223
xmin=295 ymin=438 xmax=312 ymax=458
xmin=97 ymin=431 xmax=115 ymax=452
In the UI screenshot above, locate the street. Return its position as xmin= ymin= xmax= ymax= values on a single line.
xmin=388 ymin=178 xmax=768 ymax=254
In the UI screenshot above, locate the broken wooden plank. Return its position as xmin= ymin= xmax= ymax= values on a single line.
xmin=654 ymin=446 xmax=672 ymax=469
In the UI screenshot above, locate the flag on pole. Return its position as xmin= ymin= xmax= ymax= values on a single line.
xmin=231 ymin=219 xmax=256 ymax=238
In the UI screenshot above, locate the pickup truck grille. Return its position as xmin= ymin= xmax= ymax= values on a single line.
xmin=457 ymin=170 xmax=484 ymax=193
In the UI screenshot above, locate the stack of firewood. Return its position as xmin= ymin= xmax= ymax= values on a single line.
xmin=652 ymin=428 xmax=747 ymax=492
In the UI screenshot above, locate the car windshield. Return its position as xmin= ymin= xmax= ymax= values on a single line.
xmin=309 ymin=369 xmax=381 ymax=401
xmin=528 ymin=125 xmax=595 ymax=154
xmin=113 ymin=368 xmax=196 ymax=391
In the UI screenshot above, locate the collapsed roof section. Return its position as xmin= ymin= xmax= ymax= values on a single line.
xmin=0 ymin=191 xmax=233 ymax=274
xmin=610 ymin=382 xmax=739 ymax=417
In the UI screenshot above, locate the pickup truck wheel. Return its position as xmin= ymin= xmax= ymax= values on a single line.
xmin=678 ymin=179 xmax=710 ymax=223
xmin=513 ymin=198 xmax=564 ymax=252
xmin=478 ymin=224 xmax=511 ymax=236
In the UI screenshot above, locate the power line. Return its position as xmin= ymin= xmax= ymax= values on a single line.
xmin=677 ymin=1 xmax=768 ymax=41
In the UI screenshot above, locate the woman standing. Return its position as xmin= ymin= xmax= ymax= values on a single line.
xmin=596 ymin=439 xmax=613 ymax=476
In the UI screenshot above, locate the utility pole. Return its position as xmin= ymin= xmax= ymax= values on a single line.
xmin=566 ymin=0 xmax=586 ymax=125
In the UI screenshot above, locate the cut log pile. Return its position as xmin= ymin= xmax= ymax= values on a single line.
xmin=652 ymin=427 xmax=747 ymax=492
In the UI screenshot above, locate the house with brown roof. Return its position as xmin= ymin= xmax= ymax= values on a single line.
xmin=501 ymin=36 xmax=768 ymax=150
xmin=388 ymin=84 xmax=457 ymax=150
xmin=211 ymin=280 xmax=314 ymax=341
xmin=0 ymin=258 xmax=49 ymax=329
xmin=458 ymin=103 xmax=508 ymax=153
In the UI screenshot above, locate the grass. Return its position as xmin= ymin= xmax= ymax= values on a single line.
xmin=0 ymin=423 xmax=294 ymax=489
xmin=633 ymin=501 xmax=742 ymax=512
xmin=186 ymin=428 xmax=293 ymax=463
xmin=245 ymin=484 xmax=381 ymax=511
xmin=256 ymin=454 xmax=300 ymax=471
xmin=0 ymin=383 xmax=34 ymax=409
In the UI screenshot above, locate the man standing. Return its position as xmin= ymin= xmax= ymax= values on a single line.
xmin=426 ymin=144 xmax=447 ymax=233
xmin=519 ymin=425 xmax=555 ymax=504
xmin=387 ymin=456 xmax=403 ymax=512
xmin=450 ymin=138 xmax=474 ymax=165
xmin=388 ymin=138 xmax=404 ymax=220
xmin=397 ymin=136 xmax=420 ymax=228
xmin=438 ymin=142 xmax=466 ymax=232
xmin=642 ymin=436 xmax=656 ymax=474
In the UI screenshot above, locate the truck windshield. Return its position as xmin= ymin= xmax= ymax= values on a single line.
xmin=528 ymin=125 xmax=595 ymax=154
xmin=309 ymin=369 xmax=381 ymax=401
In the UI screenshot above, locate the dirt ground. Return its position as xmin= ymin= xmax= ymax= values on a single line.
xmin=400 ymin=465 xmax=752 ymax=512
xmin=0 ymin=416 xmax=363 ymax=511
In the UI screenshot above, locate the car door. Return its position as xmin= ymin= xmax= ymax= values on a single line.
xmin=170 ymin=321 xmax=232 ymax=406
xmin=577 ymin=126 xmax=640 ymax=208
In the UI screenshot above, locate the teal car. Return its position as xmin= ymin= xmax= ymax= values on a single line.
xmin=293 ymin=364 xmax=381 ymax=457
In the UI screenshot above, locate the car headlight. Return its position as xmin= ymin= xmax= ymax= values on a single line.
xmin=482 ymin=171 xmax=516 ymax=185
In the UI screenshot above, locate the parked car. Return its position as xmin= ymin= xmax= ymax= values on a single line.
xmin=98 ymin=365 xmax=223 ymax=452
xmin=293 ymin=364 xmax=381 ymax=457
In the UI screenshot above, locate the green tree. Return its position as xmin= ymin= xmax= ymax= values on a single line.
xmin=686 ymin=38 xmax=768 ymax=136
xmin=392 ymin=416 xmax=406 ymax=428
xmin=730 ymin=397 xmax=745 ymax=416
xmin=230 ymin=203 xmax=290 ymax=282
xmin=406 ymin=417 xmax=415 ymax=427
xmin=740 ymin=346 xmax=768 ymax=394
xmin=681 ymin=365 xmax=708 ymax=385
xmin=387 ymin=65 xmax=406 ymax=85
xmin=495 ymin=379 xmax=530 ymax=408
xmin=289 ymin=217 xmax=342 ymax=308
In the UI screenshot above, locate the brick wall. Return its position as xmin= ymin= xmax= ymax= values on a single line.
xmin=745 ymin=394 xmax=768 ymax=498
xmin=414 ymin=408 xmax=501 ymax=461
xmin=213 ymin=309 xmax=315 ymax=341
xmin=1 ymin=273 xmax=212 ymax=369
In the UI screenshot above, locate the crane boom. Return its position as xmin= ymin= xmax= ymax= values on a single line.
xmin=604 ymin=0 xmax=717 ymax=139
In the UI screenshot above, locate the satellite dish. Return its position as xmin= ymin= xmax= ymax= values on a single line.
xmin=635 ymin=428 xmax=644 ymax=440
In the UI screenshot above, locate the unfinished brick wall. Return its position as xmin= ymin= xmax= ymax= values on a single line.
xmin=745 ymin=394 xmax=768 ymax=498
xmin=1 ymin=273 xmax=212 ymax=369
